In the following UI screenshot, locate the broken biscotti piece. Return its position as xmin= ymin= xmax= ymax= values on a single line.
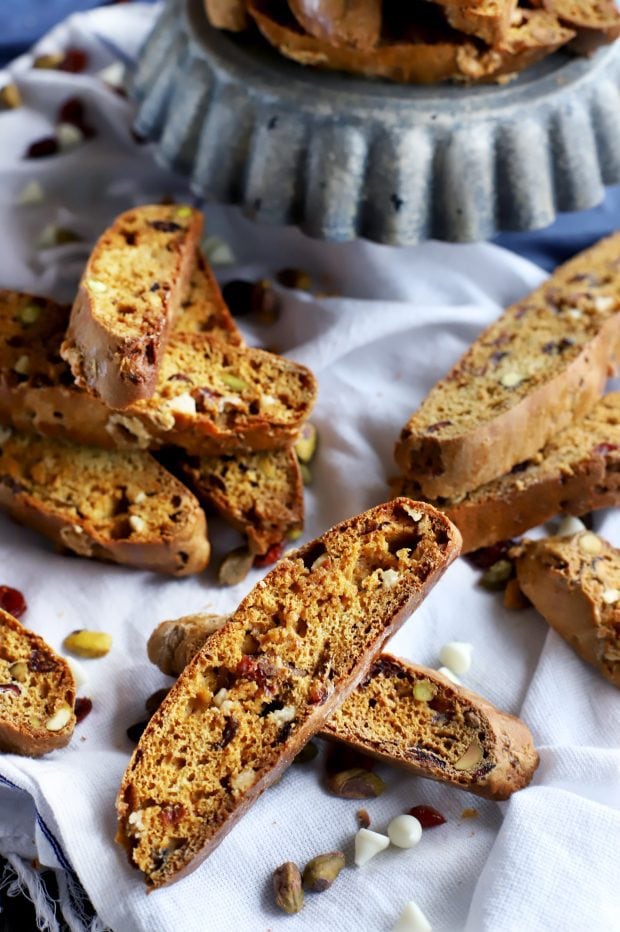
xmin=288 ymin=0 xmax=382 ymax=50
xmin=247 ymin=1 xmax=574 ymax=84
xmin=148 ymin=613 xmax=539 ymax=800
xmin=392 ymin=393 xmax=620 ymax=553
xmin=0 ymin=430 xmax=210 ymax=575
xmin=0 ymin=609 xmax=75 ymax=756
xmin=395 ymin=233 xmax=620 ymax=498
xmin=431 ymin=0 xmax=518 ymax=45
xmin=530 ymin=0 xmax=620 ymax=52
xmin=175 ymin=447 xmax=303 ymax=555
xmin=60 ymin=205 xmax=203 ymax=409
xmin=116 ymin=499 xmax=461 ymax=887
xmin=0 ymin=292 xmax=316 ymax=456
xmin=514 ymin=532 xmax=620 ymax=688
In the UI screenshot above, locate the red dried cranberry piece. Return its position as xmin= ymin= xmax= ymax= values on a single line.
xmin=74 ymin=697 xmax=93 ymax=724
xmin=254 ymin=542 xmax=285 ymax=568
xmin=57 ymin=96 xmax=84 ymax=125
xmin=235 ymin=655 xmax=278 ymax=691
xmin=0 ymin=683 xmax=21 ymax=696
xmin=594 ymin=443 xmax=618 ymax=456
xmin=28 ymin=649 xmax=57 ymax=673
xmin=24 ymin=137 xmax=59 ymax=159
xmin=409 ymin=805 xmax=446 ymax=829
xmin=0 ymin=585 xmax=27 ymax=618
xmin=58 ymin=48 xmax=88 ymax=73
xmin=466 ymin=540 xmax=516 ymax=570
xmin=126 ymin=720 xmax=149 ymax=743
xmin=161 ymin=803 xmax=185 ymax=825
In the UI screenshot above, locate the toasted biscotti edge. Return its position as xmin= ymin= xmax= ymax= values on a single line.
xmin=0 ymin=609 xmax=76 ymax=757
xmin=117 ymin=499 xmax=462 ymax=887
xmin=288 ymin=0 xmax=383 ymax=51
xmin=204 ymin=0 xmax=249 ymax=29
xmin=513 ymin=533 xmax=620 ymax=688
xmin=61 ymin=206 xmax=203 ymax=409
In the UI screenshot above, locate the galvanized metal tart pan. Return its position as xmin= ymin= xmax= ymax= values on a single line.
xmin=130 ymin=0 xmax=620 ymax=244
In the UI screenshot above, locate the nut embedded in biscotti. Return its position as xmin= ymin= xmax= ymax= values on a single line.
xmin=302 ymin=851 xmax=345 ymax=892
xmin=454 ymin=741 xmax=484 ymax=771
xmin=63 ymin=629 xmax=112 ymax=658
xmin=273 ymin=862 xmax=304 ymax=914
xmin=412 ymin=679 xmax=436 ymax=702
xmin=46 ymin=704 xmax=72 ymax=731
xmin=326 ymin=768 xmax=386 ymax=799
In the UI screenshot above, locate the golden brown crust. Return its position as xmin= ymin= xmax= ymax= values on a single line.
xmin=514 ymin=532 xmax=620 ymax=688
xmin=432 ymin=0 xmax=518 ymax=45
xmin=395 ymin=234 xmax=620 ymax=498
xmin=0 ymin=431 xmax=210 ymax=576
xmin=173 ymin=252 xmax=243 ymax=345
xmin=60 ymin=206 xmax=203 ymax=409
xmin=116 ymin=499 xmax=461 ymax=888
xmin=0 ymin=609 xmax=75 ymax=757
xmin=530 ymin=0 xmax=620 ymax=51
xmin=288 ymin=0 xmax=382 ymax=50
xmin=204 ymin=0 xmax=249 ymax=30
xmin=148 ymin=615 xmax=538 ymax=800
xmin=247 ymin=1 xmax=574 ymax=83
xmin=392 ymin=393 xmax=620 ymax=553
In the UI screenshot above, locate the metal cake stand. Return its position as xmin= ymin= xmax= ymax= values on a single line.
xmin=130 ymin=0 xmax=620 ymax=244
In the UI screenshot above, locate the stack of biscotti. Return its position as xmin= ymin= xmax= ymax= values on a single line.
xmin=201 ymin=0 xmax=619 ymax=85
xmin=391 ymin=234 xmax=620 ymax=553
xmin=0 ymin=205 xmax=317 ymax=572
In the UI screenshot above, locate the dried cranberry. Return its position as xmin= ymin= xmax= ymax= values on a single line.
xmin=466 ymin=540 xmax=516 ymax=570
xmin=254 ymin=542 xmax=284 ymax=568
xmin=126 ymin=720 xmax=149 ymax=743
xmin=0 ymin=683 xmax=21 ymax=696
xmin=594 ymin=443 xmax=618 ymax=456
xmin=0 ymin=585 xmax=27 ymax=618
xmin=235 ymin=655 xmax=278 ymax=691
xmin=408 ymin=805 xmax=446 ymax=829
xmin=74 ymin=697 xmax=93 ymax=724
xmin=222 ymin=280 xmax=254 ymax=317
xmin=57 ymin=96 xmax=84 ymax=126
xmin=58 ymin=48 xmax=88 ymax=73
xmin=308 ymin=682 xmax=328 ymax=705
xmin=161 ymin=803 xmax=185 ymax=825
xmin=28 ymin=649 xmax=57 ymax=673
xmin=24 ymin=137 xmax=59 ymax=159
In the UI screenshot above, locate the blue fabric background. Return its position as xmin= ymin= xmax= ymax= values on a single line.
xmin=0 ymin=0 xmax=617 ymax=265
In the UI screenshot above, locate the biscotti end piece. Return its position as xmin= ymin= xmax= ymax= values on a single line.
xmin=0 ymin=609 xmax=75 ymax=756
xmin=117 ymin=499 xmax=461 ymax=887
xmin=395 ymin=233 xmax=620 ymax=498
xmin=514 ymin=532 xmax=620 ymax=688
xmin=147 ymin=613 xmax=538 ymax=800
xmin=173 ymin=252 xmax=243 ymax=346
xmin=392 ymin=392 xmax=620 ymax=553
xmin=176 ymin=447 xmax=304 ymax=554
xmin=324 ymin=656 xmax=538 ymax=800
xmin=61 ymin=205 xmax=203 ymax=409
xmin=288 ymin=0 xmax=382 ymax=50
xmin=0 ymin=431 xmax=210 ymax=576
xmin=204 ymin=0 xmax=249 ymax=30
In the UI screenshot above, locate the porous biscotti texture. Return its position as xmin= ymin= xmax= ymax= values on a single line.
xmin=173 ymin=252 xmax=243 ymax=345
xmin=530 ymin=0 xmax=620 ymax=51
xmin=176 ymin=447 xmax=303 ymax=554
xmin=248 ymin=1 xmax=574 ymax=83
xmin=514 ymin=532 xmax=620 ymax=688
xmin=392 ymin=393 xmax=620 ymax=553
xmin=204 ymin=0 xmax=249 ymax=29
xmin=60 ymin=205 xmax=203 ymax=408
xmin=288 ymin=0 xmax=382 ymax=50
xmin=0 ymin=293 xmax=316 ymax=456
xmin=431 ymin=0 xmax=517 ymax=45
xmin=116 ymin=499 xmax=461 ymax=888
xmin=0 ymin=609 xmax=75 ymax=756
xmin=395 ymin=234 xmax=620 ymax=497
xmin=148 ymin=612 xmax=538 ymax=800
xmin=0 ymin=430 xmax=210 ymax=575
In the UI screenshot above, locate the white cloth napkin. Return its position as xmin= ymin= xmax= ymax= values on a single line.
xmin=0 ymin=5 xmax=619 ymax=931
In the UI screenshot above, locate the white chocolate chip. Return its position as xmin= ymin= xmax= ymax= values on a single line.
xmin=392 ymin=901 xmax=433 ymax=932
xmin=128 ymin=810 xmax=145 ymax=837
xmin=86 ymin=278 xmax=108 ymax=294
xmin=45 ymin=705 xmax=72 ymax=732
xmin=0 ymin=426 xmax=12 ymax=444
xmin=579 ymin=532 xmax=603 ymax=555
xmin=97 ymin=61 xmax=125 ymax=87
xmin=56 ymin=121 xmax=85 ymax=151
xmin=565 ymin=307 xmax=582 ymax=320
xmin=593 ymin=295 xmax=614 ymax=313
xmin=500 ymin=371 xmax=522 ymax=388
xmin=379 ymin=568 xmax=400 ymax=589
xmin=602 ymin=589 xmax=620 ymax=605
xmin=65 ymin=656 xmax=87 ymax=690
xmin=219 ymin=700 xmax=234 ymax=714
xmin=556 ymin=515 xmax=586 ymax=537
xmin=17 ymin=180 xmax=46 ymax=206
xmin=387 ymin=814 xmax=422 ymax=849
xmin=212 ymin=688 xmax=229 ymax=708
xmin=438 ymin=642 xmax=473 ymax=676
xmin=166 ymin=392 xmax=196 ymax=416
xmin=437 ymin=666 xmax=462 ymax=685
xmin=129 ymin=515 xmax=147 ymax=534
xmin=231 ymin=768 xmax=256 ymax=793
xmin=354 ymin=828 xmax=390 ymax=867
xmin=13 ymin=355 xmax=30 ymax=375
xmin=262 ymin=394 xmax=278 ymax=407
xmin=267 ymin=705 xmax=296 ymax=727
xmin=403 ymin=504 xmax=423 ymax=522
xmin=132 ymin=491 xmax=147 ymax=504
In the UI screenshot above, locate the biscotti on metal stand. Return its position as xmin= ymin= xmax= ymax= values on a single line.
xmin=116 ymin=499 xmax=461 ymax=888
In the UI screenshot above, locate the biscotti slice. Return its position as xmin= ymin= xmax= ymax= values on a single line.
xmin=0 ymin=609 xmax=75 ymax=756
xmin=204 ymin=0 xmax=249 ymax=30
xmin=175 ymin=447 xmax=303 ymax=554
xmin=248 ymin=1 xmax=574 ymax=84
xmin=148 ymin=614 xmax=538 ymax=800
xmin=430 ymin=0 xmax=517 ymax=45
xmin=0 ymin=295 xmax=316 ymax=456
xmin=60 ymin=205 xmax=203 ymax=409
xmin=395 ymin=233 xmax=620 ymax=498
xmin=514 ymin=532 xmax=620 ymax=688
xmin=392 ymin=393 xmax=620 ymax=553
xmin=530 ymin=0 xmax=620 ymax=51
xmin=288 ymin=0 xmax=382 ymax=50
xmin=116 ymin=499 xmax=461 ymax=887
xmin=173 ymin=252 xmax=243 ymax=345
xmin=0 ymin=430 xmax=209 ymax=576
